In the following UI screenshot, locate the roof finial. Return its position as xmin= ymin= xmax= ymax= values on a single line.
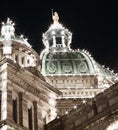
xmin=52 ymin=10 xmax=59 ymax=24
xmin=51 ymin=9 xmax=54 ymax=19
xmin=6 ymin=18 xmax=15 ymax=26
xmin=7 ymin=18 xmax=11 ymax=24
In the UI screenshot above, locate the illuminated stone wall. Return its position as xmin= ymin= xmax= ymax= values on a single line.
xmin=0 ymin=58 xmax=60 ymax=130
xmin=45 ymin=83 xmax=118 ymax=130
xmin=41 ymin=12 xmax=118 ymax=118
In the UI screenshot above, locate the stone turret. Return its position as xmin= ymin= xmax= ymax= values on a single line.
xmin=0 ymin=18 xmax=40 ymax=67
xmin=1 ymin=18 xmax=15 ymax=40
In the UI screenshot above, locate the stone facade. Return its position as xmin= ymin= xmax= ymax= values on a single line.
xmin=45 ymin=83 xmax=118 ymax=130
xmin=41 ymin=12 xmax=118 ymax=116
xmin=0 ymin=16 xmax=118 ymax=130
xmin=0 ymin=58 xmax=60 ymax=130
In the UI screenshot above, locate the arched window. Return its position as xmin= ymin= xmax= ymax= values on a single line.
xmin=13 ymin=98 xmax=17 ymax=123
xmin=28 ymin=107 xmax=33 ymax=130
xmin=49 ymin=39 xmax=53 ymax=47
xmin=15 ymin=54 xmax=18 ymax=62
xmin=27 ymin=59 xmax=30 ymax=64
xmin=21 ymin=57 xmax=24 ymax=65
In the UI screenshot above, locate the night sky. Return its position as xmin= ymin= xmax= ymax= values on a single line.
xmin=0 ymin=0 xmax=118 ymax=72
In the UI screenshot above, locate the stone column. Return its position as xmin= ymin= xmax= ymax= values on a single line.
xmin=53 ymin=35 xmax=56 ymax=47
xmin=1 ymin=70 xmax=13 ymax=121
xmin=62 ymin=35 xmax=65 ymax=47
xmin=33 ymin=101 xmax=38 ymax=130
xmin=18 ymin=54 xmax=21 ymax=66
xmin=1 ymin=88 xmax=13 ymax=120
xmin=12 ymin=53 xmax=15 ymax=63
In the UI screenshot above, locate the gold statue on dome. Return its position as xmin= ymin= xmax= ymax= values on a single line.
xmin=52 ymin=11 xmax=59 ymax=24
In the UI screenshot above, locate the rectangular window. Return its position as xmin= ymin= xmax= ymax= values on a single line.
xmin=22 ymin=57 xmax=24 ymax=65
xmin=15 ymin=55 xmax=18 ymax=62
xmin=56 ymin=37 xmax=61 ymax=44
xmin=28 ymin=108 xmax=33 ymax=130
xmin=13 ymin=99 xmax=17 ymax=123
xmin=18 ymin=93 xmax=23 ymax=126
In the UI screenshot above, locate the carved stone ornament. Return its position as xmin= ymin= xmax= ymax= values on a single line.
xmin=62 ymin=61 xmax=73 ymax=73
xmin=77 ymin=53 xmax=83 ymax=59
xmin=78 ymin=61 xmax=88 ymax=73
xmin=47 ymin=61 xmax=57 ymax=74
xmin=48 ymin=53 xmax=54 ymax=59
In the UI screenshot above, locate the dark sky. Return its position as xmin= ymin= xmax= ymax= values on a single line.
xmin=0 ymin=0 xmax=118 ymax=72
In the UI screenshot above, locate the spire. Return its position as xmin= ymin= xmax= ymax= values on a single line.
xmin=1 ymin=18 xmax=15 ymax=40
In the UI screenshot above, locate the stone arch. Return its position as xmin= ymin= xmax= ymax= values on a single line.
xmin=101 ymin=111 xmax=118 ymax=130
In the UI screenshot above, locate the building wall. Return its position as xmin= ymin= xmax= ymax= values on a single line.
xmin=45 ymin=83 xmax=118 ymax=130
xmin=0 ymin=58 xmax=60 ymax=130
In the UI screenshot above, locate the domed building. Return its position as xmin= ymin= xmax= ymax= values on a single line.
xmin=40 ymin=12 xmax=118 ymax=116
xmin=0 ymin=14 xmax=117 ymax=130
xmin=0 ymin=18 xmax=61 ymax=130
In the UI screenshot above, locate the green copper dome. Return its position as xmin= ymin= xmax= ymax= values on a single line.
xmin=41 ymin=49 xmax=117 ymax=78
xmin=41 ymin=12 xmax=118 ymax=78
xmin=42 ymin=50 xmax=95 ymax=75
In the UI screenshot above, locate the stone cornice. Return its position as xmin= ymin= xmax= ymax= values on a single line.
xmin=8 ymin=72 xmax=49 ymax=104
xmin=0 ymin=57 xmax=61 ymax=96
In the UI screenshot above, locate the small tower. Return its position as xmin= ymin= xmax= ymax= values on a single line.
xmin=0 ymin=18 xmax=39 ymax=67
xmin=0 ymin=18 xmax=15 ymax=58
xmin=1 ymin=18 xmax=15 ymax=40
xmin=42 ymin=12 xmax=72 ymax=54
